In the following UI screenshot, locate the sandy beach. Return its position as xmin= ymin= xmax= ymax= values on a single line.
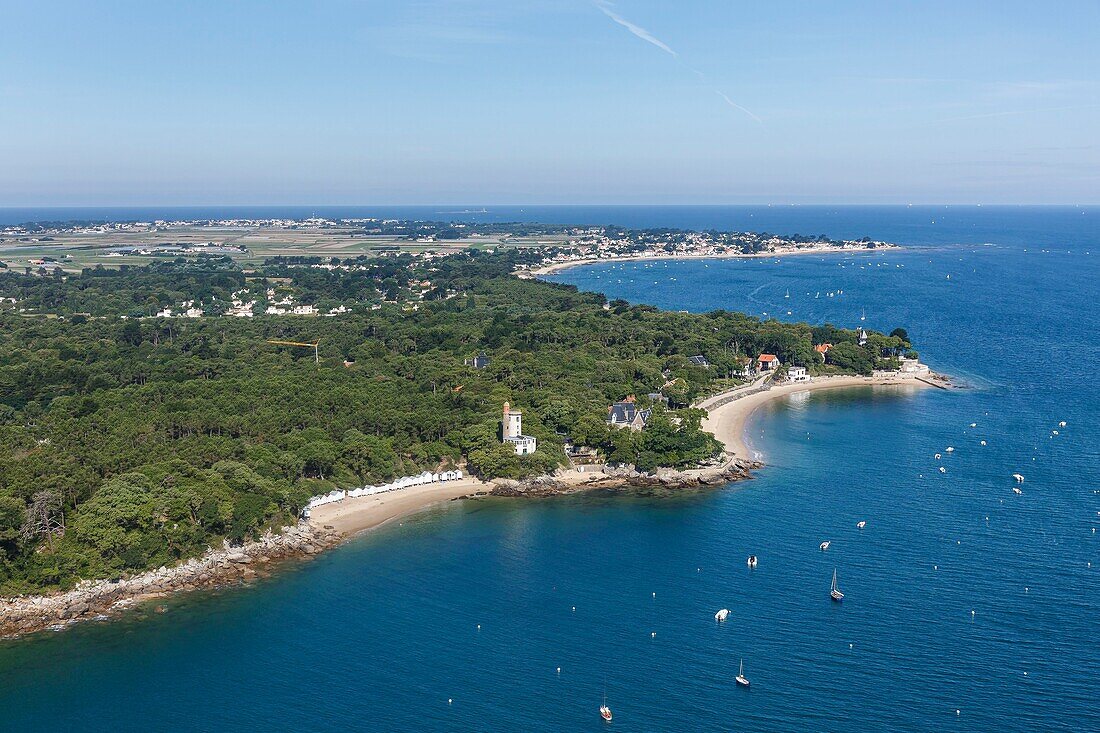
xmin=700 ymin=374 xmax=939 ymax=460
xmin=307 ymin=477 xmax=493 ymax=536
xmin=524 ymin=243 xmax=895 ymax=277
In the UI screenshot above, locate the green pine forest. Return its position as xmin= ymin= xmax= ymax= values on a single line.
xmin=0 ymin=250 xmax=915 ymax=592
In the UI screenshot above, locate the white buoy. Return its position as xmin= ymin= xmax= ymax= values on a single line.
xmin=477 ymin=624 xmax=480 ymax=630
xmin=652 ymin=592 xmax=656 ymax=598
xmin=448 ymin=699 xmax=453 ymax=705
xmin=557 ymin=667 xmax=561 ymax=675
xmin=572 ymin=606 xmax=576 ymax=612
xmin=651 ymin=631 xmax=656 ymax=638
xmin=980 ymin=440 xmax=987 ymax=446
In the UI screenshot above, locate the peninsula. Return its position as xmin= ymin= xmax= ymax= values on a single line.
xmin=0 ymin=221 xmax=933 ymax=636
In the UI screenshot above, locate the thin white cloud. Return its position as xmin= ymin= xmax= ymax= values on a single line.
xmin=593 ymin=1 xmax=761 ymax=125
xmin=939 ymin=103 xmax=1100 ymax=123
xmin=715 ymin=91 xmax=763 ymax=124
xmin=595 ymin=0 xmax=676 ymax=57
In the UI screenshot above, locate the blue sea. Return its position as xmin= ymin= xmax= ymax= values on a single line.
xmin=1 ymin=206 xmax=1097 ymax=731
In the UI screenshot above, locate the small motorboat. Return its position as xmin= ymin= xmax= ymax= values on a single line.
xmin=736 ymin=658 xmax=750 ymax=687
xmin=747 ymin=555 xmax=758 ymax=568
xmin=819 ymin=541 xmax=831 ymax=551
xmin=939 ymin=467 xmax=947 ymax=474
xmin=969 ymin=423 xmax=977 ymax=428
xmin=1059 ymin=421 xmax=1067 ymax=427
xmin=945 ymin=446 xmax=955 ymax=453
xmin=857 ymin=521 xmax=866 ymax=529
xmin=715 ymin=608 xmax=730 ymax=622
xmin=980 ymin=440 xmax=987 ymax=446
xmin=1013 ymin=487 xmax=1023 ymax=495
xmin=1013 ymin=473 xmax=1025 ymax=483
xmin=830 ymin=569 xmax=844 ymax=602
xmin=934 ymin=453 xmax=941 ymax=459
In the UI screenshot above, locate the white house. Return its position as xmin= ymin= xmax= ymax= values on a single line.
xmin=502 ymin=402 xmax=537 ymax=455
xmin=758 ymin=353 xmax=780 ymax=371
xmin=900 ymin=357 xmax=930 ymax=374
xmin=788 ymin=366 xmax=809 ymax=382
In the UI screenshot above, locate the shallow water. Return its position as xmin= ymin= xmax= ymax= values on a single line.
xmin=2 ymin=206 xmax=1097 ymax=731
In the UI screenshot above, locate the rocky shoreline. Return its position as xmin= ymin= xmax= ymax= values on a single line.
xmin=0 ymin=523 xmax=342 ymax=639
xmin=0 ymin=459 xmax=760 ymax=640
xmin=489 ymin=457 xmax=762 ymax=497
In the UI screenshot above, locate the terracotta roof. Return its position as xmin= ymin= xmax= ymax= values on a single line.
xmin=814 ymin=343 xmax=832 ymax=353
xmin=758 ymin=353 xmax=778 ymax=362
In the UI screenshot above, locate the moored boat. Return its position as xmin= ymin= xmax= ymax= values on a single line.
xmin=715 ymin=608 xmax=730 ymax=622
xmin=830 ymin=569 xmax=844 ymax=602
xmin=736 ymin=658 xmax=750 ymax=687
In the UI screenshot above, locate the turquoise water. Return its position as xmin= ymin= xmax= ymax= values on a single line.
xmin=2 ymin=207 xmax=1098 ymax=731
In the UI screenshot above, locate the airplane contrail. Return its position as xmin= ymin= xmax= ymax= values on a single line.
xmin=595 ymin=0 xmax=677 ymax=57
xmin=715 ymin=90 xmax=763 ymax=124
xmin=593 ymin=1 xmax=761 ymax=125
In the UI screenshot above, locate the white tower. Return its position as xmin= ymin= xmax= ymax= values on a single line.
xmin=503 ymin=402 xmax=522 ymax=439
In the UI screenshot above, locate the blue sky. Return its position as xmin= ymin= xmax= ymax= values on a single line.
xmin=1 ymin=0 xmax=1097 ymax=205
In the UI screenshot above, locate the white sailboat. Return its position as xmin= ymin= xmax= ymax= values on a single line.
xmin=830 ymin=569 xmax=844 ymax=602
xmin=600 ymin=692 xmax=613 ymax=722
xmin=860 ymin=308 xmax=866 ymax=321
xmin=784 ymin=288 xmax=790 ymax=298
xmin=736 ymin=658 xmax=750 ymax=686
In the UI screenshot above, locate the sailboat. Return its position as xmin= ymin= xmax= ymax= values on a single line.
xmin=784 ymin=288 xmax=790 ymax=298
xmin=736 ymin=658 xmax=751 ymax=687
xmin=860 ymin=308 xmax=866 ymax=322
xmin=600 ymin=692 xmax=613 ymax=722
xmin=830 ymin=569 xmax=844 ymax=602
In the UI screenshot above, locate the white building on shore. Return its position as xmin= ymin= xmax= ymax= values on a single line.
xmin=502 ymin=402 xmax=537 ymax=455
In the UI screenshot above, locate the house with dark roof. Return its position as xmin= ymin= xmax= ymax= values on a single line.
xmin=647 ymin=392 xmax=669 ymax=406
xmin=465 ymin=351 xmax=491 ymax=369
xmin=606 ymin=395 xmax=652 ymax=430
xmin=688 ymin=354 xmax=710 ymax=367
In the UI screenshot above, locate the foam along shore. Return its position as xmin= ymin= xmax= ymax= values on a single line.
xmin=700 ymin=373 xmax=942 ymax=461
xmin=306 ymin=476 xmax=493 ymax=535
xmin=523 ymin=242 xmax=895 ymax=277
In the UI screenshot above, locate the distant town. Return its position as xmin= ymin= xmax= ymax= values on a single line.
xmin=0 ymin=217 xmax=894 ymax=321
